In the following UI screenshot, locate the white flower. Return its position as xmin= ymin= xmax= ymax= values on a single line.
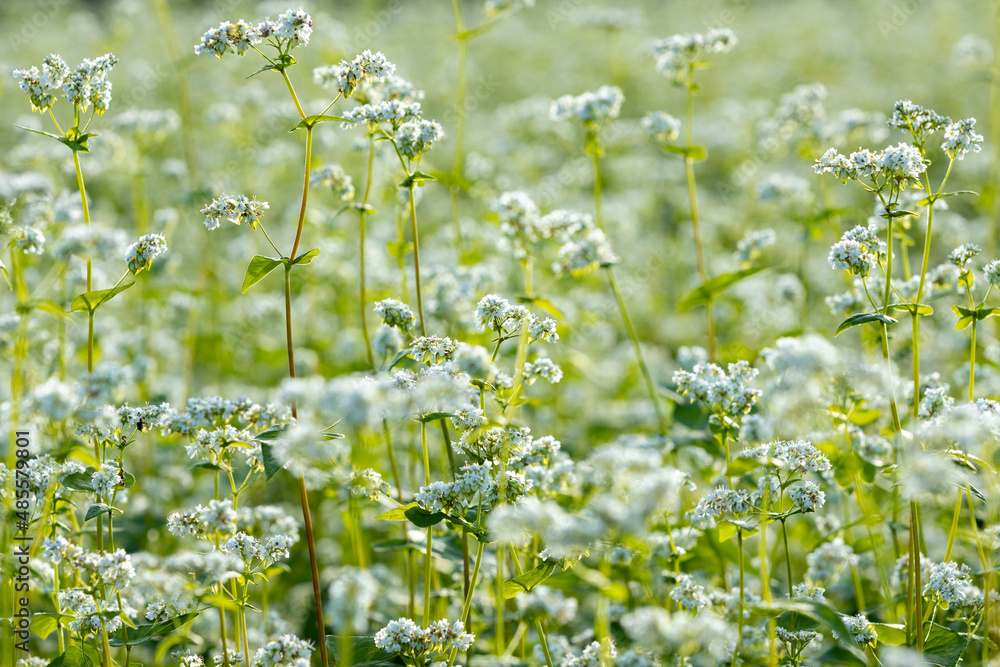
xmin=374 ymin=298 xmax=416 ymax=331
xmin=201 ymin=194 xmax=269 ymax=230
xmin=125 ymin=233 xmax=168 ymax=274
xmin=550 ymin=85 xmax=624 ymax=125
xmin=641 ymin=111 xmax=681 ymax=144
xmin=789 ymin=481 xmax=826 ymax=511
xmin=253 ymin=634 xmax=313 ymax=667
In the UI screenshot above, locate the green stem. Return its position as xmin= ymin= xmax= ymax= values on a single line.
xmin=408 ymin=185 xmax=426 ymax=336
xmin=732 ymin=529 xmax=745 ymax=666
xmin=509 ymin=546 xmax=554 ymax=667
xmin=421 ymin=422 xmax=432 ymax=626
xmin=970 ymin=319 xmax=978 ymax=402
xmin=683 ymin=67 xmax=715 ymax=361
xmin=447 ymin=539 xmax=486 ymax=667
xmin=450 ymin=0 xmax=468 ymax=257
xmin=360 ymin=134 xmax=377 ymax=370
xmin=944 ymin=488 xmax=963 ymax=563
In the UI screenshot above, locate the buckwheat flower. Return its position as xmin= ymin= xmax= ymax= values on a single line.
xmin=310 ymin=164 xmax=354 ymax=201
xmin=769 ymin=440 xmax=831 ymax=474
xmin=13 ymin=53 xmax=70 ymax=113
xmin=201 ymin=194 xmax=269 ymax=230
xmin=641 ymin=111 xmax=681 ymax=144
xmin=200 ymin=498 xmax=238 ymax=534
xmin=125 ymin=232 xmax=167 ymax=274
xmin=735 ymin=229 xmax=776 ymax=265
xmin=829 ymin=225 xmax=880 ymax=276
xmin=13 ymin=226 xmax=45 ymax=255
xmin=652 ymin=29 xmax=737 ymax=83
xmin=925 ymin=561 xmax=982 ymax=610
xmin=953 ymin=34 xmax=993 ymax=69
xmin=919 ymin=384 xmax=953 ymax=420
xmin=396 ymin=118 xmax=444 ymax=159
xmin=887 ymin=100 xmax=950 ymax=141
xmin=320 ymin=50 xmax=396 ymax=98
xmin=984 ymin=259 xmax=1000 ymax=287
xmin=673 ymin=360 xmax=761 ymax=418
xmin=555 ymin=227 xmax=618 ymax=275
xmin=949 ymin=242 xmax=981 ymax=270
xmin=805 ymin=537 xmax=856 ymax=584
xmin=411 ymin=336 xmax=458 ymax=364
xmin=941 ymin=117 xmax=984 ymax=160
xmin=425 ymin=619 xmax=476 ymax=653
xmin=475 ymin=294 xmax=512 ymax=330
xmin=63 ymin=53 xmax=118 ymax=115
xmin=879 ymin=142 xmax=927 ymax=186
xmin=91 ymin=462 xmax=122 ymax=498
xmin=837 ymin=614 xmax=877 ymax=649
xmin=670 ymin=573 xmax=709 ymax=609
xmin=274 ymin=8 xmax=313 ymax=47
xmin=813 ymin=147 xmax=855 ymax=182
xmin=253 ymin=634 xmax=313 ymax=667
xmin=349 ymin=468 xmax=389 ymax=500
xmin=791 ymin=582 xmax=826 ymax=602
xmin=524 ymin=357 xmax=562 ymax=384
xmin=693 ymin=486 xmax=751 ymax=519
xmin=789 ymin=481 xmax=825 ymax=511
xmin=374 ymin=617 xmax=423 ymax=654
xmin=484 ymin=0 xmax=535 ymax=17
xmin=776 ymin=627 xmax=820 ymax=658
xmin=857 ymin=433 xmax=893 ymax=467
xmin=550 ymin=85 xmax=624 ymax=126
xmin=194 ymin=24 xmax=233 ymax=58
xmin=529 ymin=316 xmax=558 ymax=343
xmin=222 ymin=531 xmax=263 ymax=564
xmin=374 ymin=298 xmax=416 ymax=331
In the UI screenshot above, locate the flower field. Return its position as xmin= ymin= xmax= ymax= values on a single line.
xmin=2 ymin=1 xmax=1000 ymax=665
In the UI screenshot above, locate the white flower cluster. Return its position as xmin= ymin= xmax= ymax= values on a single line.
xmin=13 ymin=226 xmax=45 ymax=255
xmin=735 ymin=228 xmax=776 ymax=265
xmin=948 ymin=242 xmax=981 ymax=270
xmin=201 ymin=194 xmax=269 ymax=230
xmin=814 ymin=142 xmax=926 ymax=188
xmin=14 ymin=52 xmax=118 ymax=115
xmin=789 ymin=480 xmax=826 ymax=511
xmin=475 ymin=294 xmax=558 ymax=343
xmin=125 ymin=232 xmax=168 ymax=274
xmin=524 ymin=357 xmax=563 ymax=384
xmin=415 ymin=460 xmax=532 ymax=514
xmin=740 ymin=439 xmax=831 ymax=474
xmin=374 ymin=298 xmax=416 ymax=332
xmin=805 ymin=537 xmax=857 ymax=584
xmin=942 ymin=118 xmax=984 ymax=160
xmin=314 ymin=49 xmax=395 ymax=98
xmin=550 ymin=85 xmax=624 ymax=125
xmin=924 ymin=561 xmax=983 ymax=610
xmin=692 ymin=486 xmax=751 ymax=520
xmin=194 ymin=9 xmax=313 ymax=57
xmin=221 ymin=531 xmax=294 ymax=566
xmin=349 ymin=468 xmax=389 ymax=500
xmin=395 ymin=118 xmax=445 ymax=159
xmin=340 ymin=99 xmax=423 ymax=129
xmin=91 ymin=462 xmax=123 ymax=497
xmin=484 ymin=0 xmax=535 ymax=17
xmin=167 ymin=498 xmax=238 ymax=538
xmin=670 ymin=573 xmax=709 ymax=609
xmin=253 ymin=634 xmax=313 ymax=667
xmin=374 ymin=618 xmax=475 ymax=657
xmin=310 ymin=164 xmax=354 ymax=202
xmin=828 ymin=224 xmax=881 ymax=276
xmin=641 ymin=111 xmax=682 ymax=144
xmin=837 ymin=614 xmax=877 ymax=649
xmin=985 ymin=258 xmax=1000 ymax=287
xmin=672 ymin=360 xmax=761 ymax=418
xmin=651 ymin=29 xmax=737 ymax=83
xmin=887 ymin=99 xmax=950 ymax=141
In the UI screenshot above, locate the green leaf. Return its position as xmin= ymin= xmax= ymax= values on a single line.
xmin=880 ymin=208 xmax=918 ymax=219
xmin=502 ymin=560 xmax=559 ymax=599
xmin=242 ymin=255 xmax=283 ymax=294
xmin=869 ymin=623 xmax=906 ymax=645
xmin=426 ymin=169 xmax=474 ymax=190
xmin=678 ymin=267 xmax=765 ymax=311
xmin=85 ymin=503 xmax=114 ymax=521
xmin=516 ymin=294 xmax=564 ymax=319
xmin=399 ymin=171 xmax=436 ymax=189
xmin=70 ymin=279 xmax=136 ymax=313
xmin=109 ymin=613 xmax=196 ymax=647
xmin=255 ymin=424 xmax=288 ymax=441
xmin=417 ymin=412 xmax=455 ymax=423
xmin=888 ymin=303 xmax=933 ymax=317
xmin=0 ymin=258 xmax=11 ymax=290
xmin=61 ymin=469 xmax=97 ymax=492
xmin=835 ymin=312 xmax=897 ymax=336
xmin=916 ymin=190 xmax=978 ymax=205
xmin=658 ymin=143 xmax=707 ymax=161
xmin=259 ymin=442 xmax=284 ymax=481
xmin=325 ymin=635 xmax=405 ymax=667
xmin=386 ymin=241 xmax=413 ymax=258
xmin=374 ymin=502 xmax=448 ymax=528
xmin=289 ymin=114 xmax=350 ymax=132
xmin=30 ymin=612 xmax=67 ymax=639
xmin=291 ymin=248 xmax=320 ymax=266
xmin=922 ymin=622 xmax=970 ymax=667
xmin=45 ymin=647 xmax=94 ymax=667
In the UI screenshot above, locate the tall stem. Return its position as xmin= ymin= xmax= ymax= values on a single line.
xmin=359 ymin=134 xmax=377 ymax=369
xmin=282 ymin=121 xmax=327 ymax=666
xmin=732 ymin=529 xmax=745 ymax=666
xmin=590 ymin=150 xmax=667 ymax=433
xmin=421 ymin=422 xmax=432 ymax=626
xmin=450 ymin=0 xmax=469 ymax=257
xmin=408 ymin=185 xmax=427 ymax=336
xmin=683 ymin=68 xmax=715 ymax=361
